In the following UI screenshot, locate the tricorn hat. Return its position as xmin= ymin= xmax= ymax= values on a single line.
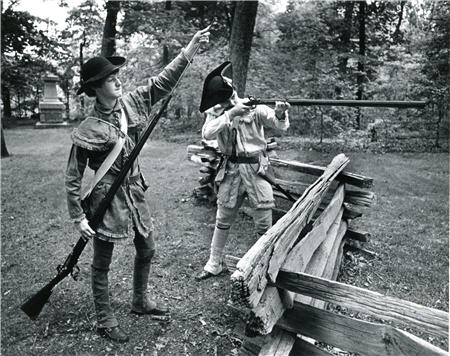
xmin=199 ymin=61 xmax=233 ymax=113
xmin=76 ymin=56 xmax=126 ymax=95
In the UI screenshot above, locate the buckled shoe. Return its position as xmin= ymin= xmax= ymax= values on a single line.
xmin=97 ymin=326 xmax=129 ymax=343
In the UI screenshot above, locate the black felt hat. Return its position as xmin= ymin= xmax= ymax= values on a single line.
xmin=199 ymin=61 xmax=233 ymax=113
xmin=76 ymin=56 xmax=126 ymax=95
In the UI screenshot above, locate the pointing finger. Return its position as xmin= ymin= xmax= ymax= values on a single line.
xmin=200 ymin=25 xmax=211 ymax=34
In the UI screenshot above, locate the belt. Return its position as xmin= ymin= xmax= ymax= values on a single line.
xmin=101 ymin=172 xmax=141 ymax=185
xmin=228 ymin=156 xmax=259 ymax=164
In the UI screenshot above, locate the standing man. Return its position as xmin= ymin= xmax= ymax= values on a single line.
xmin=196 ymin=62 xmax=291 ymax=280
xmin=65 ymin=27 xmax=210 ymax=343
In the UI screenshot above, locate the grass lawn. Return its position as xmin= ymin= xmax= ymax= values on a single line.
xmin=1 ymin=128 xmax=448 ymax=355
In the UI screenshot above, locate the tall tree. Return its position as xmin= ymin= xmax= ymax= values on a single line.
xmin=230 ymin=1 xmax=259 ymax=96
xmin=101 ymin=1 xmax=120 ymax=56
xmin=60 ymin=0 xmax=103 ymax=116
xmin=1 ymin=125 xmax=9 ymax=158
xmin=338 ymin=1 xmax=355 ymax=74
xmin=1 ymin=3 xmax=62 ymax=121
xmin=355 ymin=0 xmax=366 ymax=129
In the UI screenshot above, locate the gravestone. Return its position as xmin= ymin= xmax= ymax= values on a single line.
xmin=36 ymin=74 xmax=69 ymax=128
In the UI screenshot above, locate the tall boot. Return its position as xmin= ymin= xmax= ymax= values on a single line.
xmin=92 ymin=266 xmax=128 ymax=343
xmin=196 ymin=226 xmax=230 ymax=280
xmin=254 ymin=208 xmax=272 ymax=238
xmin=91 ymin=266 xmax=119 ymax=328
xmin=131 ymin=253 xmax=168 ymax=315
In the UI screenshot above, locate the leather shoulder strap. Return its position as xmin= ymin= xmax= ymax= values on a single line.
xmin=82 ymin=110 xmax=128 ymax=199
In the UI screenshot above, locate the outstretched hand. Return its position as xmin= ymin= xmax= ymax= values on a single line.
xmin=193 ymin=26 xmax=211 ymax=44
xmin=184 ymin=26 xmax=211 ymax=59
xmin=275 ymin=101 xmax=291 ymax=119
xmin=229 ymin=102 xmax=251 ymax=118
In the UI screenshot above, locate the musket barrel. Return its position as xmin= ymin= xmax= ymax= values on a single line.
xmin=256 ymin=99 xmax=428 ymax=108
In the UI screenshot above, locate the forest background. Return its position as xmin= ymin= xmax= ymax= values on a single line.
xmin=1 ymin=1 xmax=449 ymax=354
xmin=1 ymin=0 xmax=449 ymax=153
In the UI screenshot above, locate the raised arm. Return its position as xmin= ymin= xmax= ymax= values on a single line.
xmin=202 ymin=102 xmax=251 ymax=140
xmin=256 ymin=101 xmax=291 ymax=131
xmin=149 ymin=26 xmax=210 ymax=105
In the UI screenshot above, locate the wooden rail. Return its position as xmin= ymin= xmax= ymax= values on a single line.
xmin=276 ymin=271 xmax=449 ymax=339
xmin=278 ymin=302 xmax=447 ymax=356
xmin=186 ymin=146 xmax=448 ymax=355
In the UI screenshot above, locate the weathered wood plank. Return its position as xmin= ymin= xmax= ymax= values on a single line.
xmin=343 ymin=203 xmax=363 ymax=219
xmin=247 ymin=196 xmax=346 ymax=354
xmin=269 ymin=157 xmax=373 ymax=188
xmin=267 ymin=161 xmax=349 ymax=284
xmin=255 ymin=221 xmax=349 ymax=355
xmin=258 ymin=327 xmax=296 ymax=356
xmin=283 ymin=185 xmax=344 ymax=274
xmin=274 ymin=201 xmax=364 ymax=221
xmin=276 ymin=271 xmax=449 ymax=339
xmin=199 ymin=174 xmax=214 ymax=185
xmin=226 ymin=254 xmax=240 ymax=273
xmin=290 ymin=336 xmax=335 ymax=356
xmin=240 ymin=335 xmax=268 ymax=356
xmin=344 ymin=229 xmax=370 ymax=242
xmin=231 ymin=154 xmax=350 ymax=309
xmin=345 ymin=189 xmax=376 ymax=207
xmin=262 ymin=217 xmax=346 ymax=353
xmin=278 ymin=301 xmax=447 ymax=356
xmin=345 ymin=239 xmax=378 ymax=258
xmin=199 ymin=165 xmax=216 ymax=174
xmin=331 ymin=239 xmax=346 ymax=281
xmin=293 ymin=215 xmax=345 ymax=306
xmin=311 ymin=220 xmax=348 ymax=309
xmin=246 ymin=287 xmax=286 ymax=337
xmin=187 ymin=144 xmax=219 ymax=156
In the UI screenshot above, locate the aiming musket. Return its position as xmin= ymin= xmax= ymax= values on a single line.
xmin=246 ymin=97 xmax=428 ymax=108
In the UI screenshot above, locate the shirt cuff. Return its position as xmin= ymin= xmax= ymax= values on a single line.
xmin=72 ymin=213 xmax=86 ymax=224
xmin=275 ymin=111 xmax=286 ymax=121
xmin=181 ymin=49 xmax=194 ymax=64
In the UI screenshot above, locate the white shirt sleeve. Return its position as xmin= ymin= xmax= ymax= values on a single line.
xmin=202 ymin=111 xmax=231 ymax=140
xmin=256 ymin=105 xmax=290 ymax=131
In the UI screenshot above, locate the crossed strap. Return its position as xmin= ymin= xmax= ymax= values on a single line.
xmin=82 ymin=109 xmax=128 ymax=200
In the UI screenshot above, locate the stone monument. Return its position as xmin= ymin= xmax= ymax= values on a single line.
xmin=36 ymin=73 xmax=69 ymax=128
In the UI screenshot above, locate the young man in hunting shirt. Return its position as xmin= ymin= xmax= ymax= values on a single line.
xmin=65 ymin=27 xmax=210 ymax=343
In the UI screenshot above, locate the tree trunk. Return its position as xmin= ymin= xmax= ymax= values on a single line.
xmin=101 ymin=1 xmax=121 ymax=57
xmin=356 ymin=0 xmax=366 ymax=130
xmin=66 ymin=89 xmax=70 ymax=120
xmin=393 ymin=1 xmax=405 ymax=43
xmin=1 ymin=125 xmax=10 ymax=158
xmin=165 ymin=0 xmax=171 ymax=10
xmin=225 ymin=2 xmax=236 ymax=39
xmin=79 ymin=31 xmax=86 ymax=112
xmin=229 ymin=1 xmax=259 ymax=97
xmin=17 ymin=92 xmax=22 ymax=119
xmin=339 ymin=1 xmax=354 ymax=74
xmin=1 ymin=85 xmax=12 ymax=120
xmin=34 ymin=86 xmax=40 ymax=118
xmin=435 ymin=102 xmax=443 ymax=148
xmin=162 ymin=45 xmax=169 ymax=66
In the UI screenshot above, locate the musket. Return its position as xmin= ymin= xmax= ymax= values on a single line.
xmin=21 ymin=39 xmax=204 ymax=320
xmin=246 ymin=97 xmax=428 ymax=108
xmin=258 ymin=173 xmax=296 ymax=203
